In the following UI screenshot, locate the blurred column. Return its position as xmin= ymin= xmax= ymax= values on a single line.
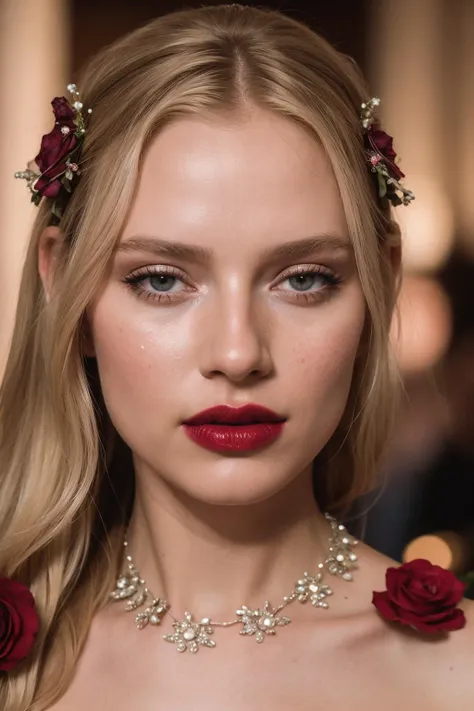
xmin=368 ymin=0 xmax=454 ymax=274
xmin=456 ymin=0 xmax=474 ymax=258
xmin=0 ymin=0 xmax=70 ymax=378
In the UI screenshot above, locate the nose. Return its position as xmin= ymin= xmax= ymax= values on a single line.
xmin=199 ymin=289 xmax=273 ymax=383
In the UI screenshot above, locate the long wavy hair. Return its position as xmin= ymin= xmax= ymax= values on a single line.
xmin=0 ymin=4 xmax=401 ymax=709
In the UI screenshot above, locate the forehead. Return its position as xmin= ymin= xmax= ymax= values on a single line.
xmin=121 ymin=109 xmax=348 ymax=251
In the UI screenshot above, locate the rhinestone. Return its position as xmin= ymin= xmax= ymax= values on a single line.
xmin=67 ymin=83 xmax=77 ymax=93
xmin=201 ymin=617 xmax=211 ymax=624
xmin=183 ymin=628 xmax=196 ymax=641
xmin=61 ymin=126 xmax=70 ymax=135
xmin=342 ymin=572 xmax=353 ymax=581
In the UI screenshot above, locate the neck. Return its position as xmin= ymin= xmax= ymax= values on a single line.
xmin=123 ymin=462 xmax=340 ymax=621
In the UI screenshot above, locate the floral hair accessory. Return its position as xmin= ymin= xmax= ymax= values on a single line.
xmin=0 ymin=576 xmax=40 ymax=671
xmin=14 ymin=83 xmax=92 ymax=225
xmin=361 ymin=97 xmax=415 ymax=208
xmin=372 ymin=558 xmax=467 ymax=635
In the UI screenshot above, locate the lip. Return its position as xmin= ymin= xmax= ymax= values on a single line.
xmin=182 ymin=422 xmax=286 ymax=453
xmin=182 ymin=403 xmax=287 ymax=453
xmin=182 ymin=403 xmax=286 ymax=426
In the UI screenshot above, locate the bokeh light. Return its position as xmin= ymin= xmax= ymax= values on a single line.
xmin=396 ymin=177 xmax=454 ymax=273
xmin=403 ymin=531 xmax=465 ymax=572
xmin=391 ymin=275 xmax=452 ymax=374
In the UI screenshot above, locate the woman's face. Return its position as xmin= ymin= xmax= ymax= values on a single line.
xmin=86 ymin=108 xmax=366 ymax=505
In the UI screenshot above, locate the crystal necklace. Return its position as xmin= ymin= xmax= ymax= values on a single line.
xmin=110 ymin=512 xmax=359 ymax=654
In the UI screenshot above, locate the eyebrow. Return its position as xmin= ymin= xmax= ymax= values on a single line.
xmin=115 ymin=233 xmax=353 ymax=264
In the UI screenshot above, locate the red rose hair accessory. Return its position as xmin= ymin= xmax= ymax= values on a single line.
xmin=372 ymin=558 xmax=467 ymax=635
xmin=361 ymin=97 xmax=415 ymax=208
xmin=14 ymin=83 xmax=92 ymax=225
xmin=0 ymin=577 xmax=40 ymax=671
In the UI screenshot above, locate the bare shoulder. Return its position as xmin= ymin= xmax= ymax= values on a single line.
xmin=357 ymin=541 xmax=474 ymax=704
xmin=438 ymin=596 xmax=474 ymax=675
xmin=408 ymin=597 xmax=474 ymax=708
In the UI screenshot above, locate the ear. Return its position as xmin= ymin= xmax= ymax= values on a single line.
xmin=37 ymin=225 xmax=64 ymax=302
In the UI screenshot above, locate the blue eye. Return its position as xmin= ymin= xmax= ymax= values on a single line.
xmin=123 ymin=265 xmax=342 ymax=305
xmin=278 ymin=267 xmax=342 ymax=302
xmin=123 ymin=266 xmax=187 ymax=303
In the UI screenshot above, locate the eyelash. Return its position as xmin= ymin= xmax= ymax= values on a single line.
xmin=123 ymin=264 xmax=342 ymax=305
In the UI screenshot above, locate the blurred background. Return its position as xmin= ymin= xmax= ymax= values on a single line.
xmin=0 ymin=0 xmax=473 ymax=591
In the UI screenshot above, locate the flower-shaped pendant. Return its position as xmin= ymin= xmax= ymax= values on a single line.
xmin=163 ymin=612 xmax=216 ymax=653
xmin=236 ymin=601 xmax=291 ymax=643
xmin=294 ymin=571 xmax=334 ymax=609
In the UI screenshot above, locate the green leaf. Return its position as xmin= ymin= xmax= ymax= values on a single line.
xmin=377 ymin=172 xmax=387 ymax=198
xmin=51 ymin=200 xmax=63 ymax=219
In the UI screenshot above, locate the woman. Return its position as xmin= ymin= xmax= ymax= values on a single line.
xmin=1 ymin=4 xmax=472 ymax=709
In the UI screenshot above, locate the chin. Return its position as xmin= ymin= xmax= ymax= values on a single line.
xmin=168 ymin=459 xmax=300 ymax=507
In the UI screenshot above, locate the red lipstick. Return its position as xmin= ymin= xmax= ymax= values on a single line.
xmin=182 ymin=404 xmax=287 ymax=453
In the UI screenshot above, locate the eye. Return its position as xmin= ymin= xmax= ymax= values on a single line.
xmin=276 ymin=265 xmax=342 ymax=303
xmin=123 ymin=264 xmax=343 ymax=305
xmin=123 ymin=266 xmax=189 ymax=303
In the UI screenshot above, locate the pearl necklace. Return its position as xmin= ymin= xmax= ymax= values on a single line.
xmin=110 ymin=512 xmax=359 ymax=654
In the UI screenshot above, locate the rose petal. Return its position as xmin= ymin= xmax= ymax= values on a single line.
xmin=0 ymin=578 xmax=40 ymax=672
xmin=0 ymin=601 xmax=21 ymax=670
xmin=36 ymin=178 xmax=63 ymax=198
xmin=0 ymin=601 xmax=15 ymax=656
xmin=372 ymin=590 xmax=399 ymax=621
xmin=402 ymin=607 xmax=466 ymax=634
xmin=51 ymin=97 xmax=76 ymax=127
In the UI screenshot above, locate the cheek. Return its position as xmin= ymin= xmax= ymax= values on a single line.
xmin=286 ymin=294 xmax=366 ymax=434
xmin=87 ymin=300 xmax=189 ymax=439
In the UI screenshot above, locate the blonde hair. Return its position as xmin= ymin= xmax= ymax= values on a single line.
xmin=0 ymin=4 xmax=401 ymax=708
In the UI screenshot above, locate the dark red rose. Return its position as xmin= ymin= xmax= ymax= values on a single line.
xmin=367 ymin=127 xmax=405 ymax=180
xmin=372 ymin=559 xmax=467 ymax=634
xmin=34 ymin=96 xmax=79 ymax=198
xmin=51 ymin=97 xmax=76 ymax=127
xmin=0 ymin=577 xmax=39 ymax=671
